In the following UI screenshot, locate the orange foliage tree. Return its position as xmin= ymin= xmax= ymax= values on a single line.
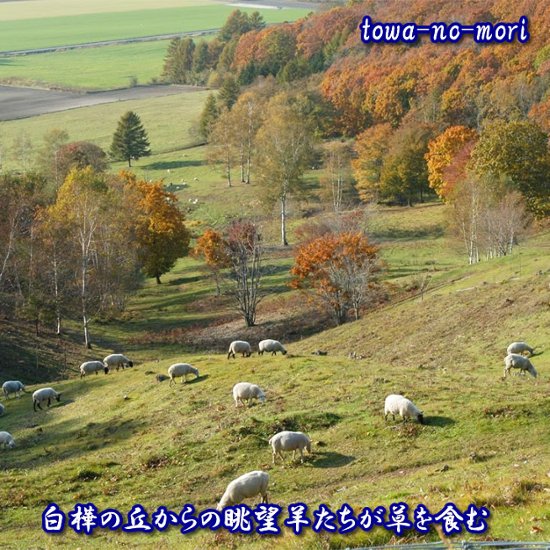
xmin=425 ymin=126 xmax=478 ymax=200
xmin=193 ymin=229 xmax=231 ymax=296
xmin=121 ymin=172 xmax=190 ymax=284
xmin=290 ymin=232 xmax=380 ymax=325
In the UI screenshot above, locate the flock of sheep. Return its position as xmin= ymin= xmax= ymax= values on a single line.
xmin=0 ymin=338 xmax=540 ymax=511
xmin=0 ymin=353 xmax=133 ymax=450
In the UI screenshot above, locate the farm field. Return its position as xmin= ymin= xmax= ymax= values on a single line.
xmin=0 ymin=0 xmax=218 ymax=21
xmin=0 ymin=41 xmax=174 ymax=91
xmin=0 ymin=84 xmax=206 ymax=121
xmin=0 ymin=1 xmax=311 ymax=90
xmin=0 ymin=5 xmax=310 ymax=52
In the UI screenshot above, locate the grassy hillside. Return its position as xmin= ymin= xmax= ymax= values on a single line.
xmin=0 ymin=91 xmax=209 ymax=168
xmin=1 ymin=44 xmax=548 ymax=545
xmin=0 ymin=319 xmax=86 ymax=383
xmin=2 ymin=260 xmax=547 ymax=550
xmin=1 ymin=220 xmax=548 ymax=548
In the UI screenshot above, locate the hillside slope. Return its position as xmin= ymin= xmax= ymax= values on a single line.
xmin=0 ymin=319 xmax=89 ymax=383
xmin=0 ymin=253 xmax=548 ymax=548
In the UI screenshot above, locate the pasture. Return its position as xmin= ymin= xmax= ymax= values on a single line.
xmin=0 ymin=91 xmax=210 ymax=168
xmin=1 ymin=46 xmax=549 ymax=546
xmin=0 ymin=242 xmax=549 ymax=548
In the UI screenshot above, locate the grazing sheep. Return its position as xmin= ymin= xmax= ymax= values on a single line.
xmin=504 ymin=353 xmax=537 ymax=378
xmin=217 ymin=471 xmax=269 ymax=510
xmin=227 ymin=340 xmax=252 ymax=359
xmin=2 ymin=380 xmax=25 ymax=399
xmin=0 ymin=403 xmax=4 ymax=416
xmin=269 ymin=431 xmax=312 ymax=464
xmin=32 ymin=388 xmax=62 ymax=412
xmin=0 ymin=431 xmax=15 ymax=449
xmin=168 ymin=363 xmax=199 ymax=386
xmin=258 ymin=339 xmax=287 ymax=356
xmin=156 ymin=374 xmax=169 ymax=383
xmin=103 ymin=354 xmax=133 ymax=372
xmin=232 ymin=382 xmax=265 ymax=407
xmin=384 ymin=394 xmax=424 ymax=424
xmin=80 ymin=360 xmax=109 ymax=378
xmin=507 ymin=342 xmax=535 ymax=357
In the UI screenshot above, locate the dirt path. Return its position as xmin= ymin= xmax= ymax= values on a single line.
xmin=0 ymin=84 xmax=205 ymax=121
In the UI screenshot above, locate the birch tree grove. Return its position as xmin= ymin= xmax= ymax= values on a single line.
xmin=321 ymin=141 xmax=352 ymax=212
xmin=231 ymin=90 xmax=264 ymax=184
xmin=449 ymin=177 xmax=529 ymax=264
xmin=47 ymin=167 xmax=110 ymax=348
xmin=255 ymin=95 xmax=315 ymax=246
xmin=449 ymin=178 xmax=483 ymax=265
xmin=208 ymin=109 xmax=238 ymax=187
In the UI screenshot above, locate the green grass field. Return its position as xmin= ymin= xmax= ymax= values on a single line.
xmin=0 ymin=41 xmax=172 ymax=90
xmin=0 ymin=0 xmax=217 ymax=21
xmin=0 ymin=5 xmax=310 ymax=52
xmin=0 ymin=235 xmax=548 ymax=548
xmin=0 ymin=91 xmax=209 ymax=166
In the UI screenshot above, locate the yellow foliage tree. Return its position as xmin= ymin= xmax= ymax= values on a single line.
xmin=425 ymin=125 xmax=478 ymax=200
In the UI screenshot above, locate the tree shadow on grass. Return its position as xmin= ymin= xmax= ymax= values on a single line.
xmin=8 ymin=417 xmax=145 ymax=470
xmin=311 ymin=451 xmax=355 ymax=468
xmin=424 ymin=415 xmax=456 ymax=427
xmin=143 ymin=160 xmax=202 ymax=170
xmin=371 ymin=225 xmax=445 ymax=241
xmin=167 ymin=274 xmax=204 ymax=286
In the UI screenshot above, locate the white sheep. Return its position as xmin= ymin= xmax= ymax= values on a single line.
xmin=2 ymin=380 xmax=26 ymax=399
xmin=0 ymin=403 xmax=4 ymax=416
xmin=217 ymin=471 xmax=269 ymax=510
xmin=269 ymin=431 xmax=312 ymax=464
xmin=0 ymin=431 xmax=15 ymax=449
xmin=33 ymin=388 xmax=62 ymax=412
xmin=384 ymin=394 xmax=424 ymax=424
xmin=227 ymin=340 xmax=252 ymax=359
xmin=258 ymin=339 xmax=287 ymax=356
xmin=507 ymin=341 xmax=535 ymax=357
xmin=103 ymin=354 xmax=134 ymax=371
xmin=80 ymin=360 xmax=109 ymax=378
xmin=168 ymin=363 xmax=199 ymax=386
xmin=504 ymin=353 xmax=537 ymax=378
xmin=232 ymin=382 xmax=265 ymax=407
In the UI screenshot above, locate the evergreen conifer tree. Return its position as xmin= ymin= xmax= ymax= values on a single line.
xmin=110 ymin=111 xmax=151 ymax=167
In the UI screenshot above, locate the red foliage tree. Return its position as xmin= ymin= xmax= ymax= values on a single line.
xmin=290 ymin=232 xmax=380 ymax=324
